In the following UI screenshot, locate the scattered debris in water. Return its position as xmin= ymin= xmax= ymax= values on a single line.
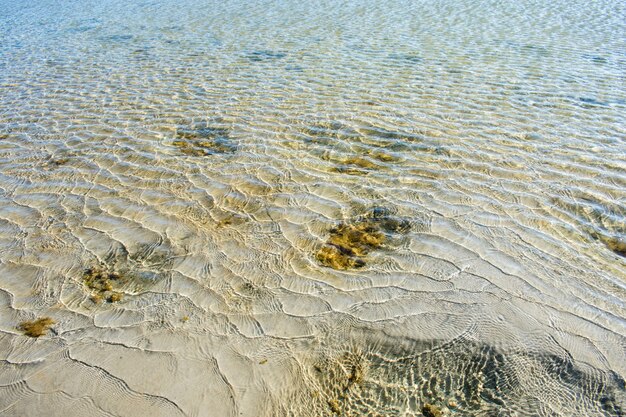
xmin=327 ymin=398 xmax=341 ymax=415
xmin=312 ymin=350 xmax=369 ymax=415
xmin=83 ymin=267 xmax=125 ymax=304
xmin=19 ymin=317 xmax=55 ymax=337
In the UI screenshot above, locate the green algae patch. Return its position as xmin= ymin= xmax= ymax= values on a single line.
xmin=172 ymin=125 xmax=235 ymax=156
xmin=316 ymin=208 xmax=411 ymax=270
xmin=19 ymin=317 xmax=55 ymax=337
xmin=83 ymin=267 xmax=125 ymax=304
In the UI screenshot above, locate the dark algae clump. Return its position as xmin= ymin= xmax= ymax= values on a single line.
xmin=19 ymin=317 xmax=55 ymax=337
xmin=317 ymin=208 xmax=410 ymax=270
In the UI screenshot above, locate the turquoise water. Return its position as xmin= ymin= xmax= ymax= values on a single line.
xmin=0 ymin=1 xmax=624 ymax=416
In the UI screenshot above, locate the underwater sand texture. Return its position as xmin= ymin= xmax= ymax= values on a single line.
xmin=0 ymin=0 xmax=625 ymax=416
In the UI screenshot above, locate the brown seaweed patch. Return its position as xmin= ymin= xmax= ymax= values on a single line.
xmin=342 ymin=156 xmax=379 ymax=170
xmin=368 ymin=150 xmax=401 ymax=163
xmin=216 ymin=212 xmax=248 ymax=228
xmin=327 ymin=223 xmax=385 ymax=256
xmin=47 ymin=157 xmax=70 ymax=167
xmin=172 ymin=125 xmax=235 ymax=156
xmin=316 ymin=244 xmax=365 ymax=270
xmin=422 ymin=403 xmax=443 ymax=417
xmin=597 ymin=234 xmax=626 ymax=257
xmin=300 ymin=121 xmax=359 ymax=145
xmin=349 ymin=144 xmax=404 ymax=163
xmin=83 ymin=267 xmax=125 ymax=304
xmin=42 ymin=155 xmax=72 ymax=169
xmin=108 ymin=292 xmax=123 ymax=303
xmin=329 ymin=166 xmax=368 ymax=176
xmin=327 ymin=398 xmax=341 ymax=415
xmin=52 ymin=158 xmax=70 ymax=166
xmin=329 ymin=155 xmax=382 ymax=176
xmin=19 ymin=317 xmax=55 ymax=337
xmin=355 ymin=125 xmax=424 ymax=144
xmin=316 ymin=208 xmax=410 ymax=270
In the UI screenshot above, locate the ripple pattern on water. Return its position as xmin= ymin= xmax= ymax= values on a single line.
xmin=0 ymin=0 xmax=625 ymax=416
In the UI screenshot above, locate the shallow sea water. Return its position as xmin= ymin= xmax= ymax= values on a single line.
xmin=0 ymin=0 xmax=625 ymax=416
